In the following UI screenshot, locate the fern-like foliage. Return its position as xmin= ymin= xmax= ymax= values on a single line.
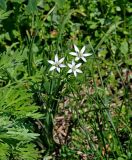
xmin=0 ymin=84 xmax=42 ymax=159
xmin=0 ymin=10 xmax=13 ymax=21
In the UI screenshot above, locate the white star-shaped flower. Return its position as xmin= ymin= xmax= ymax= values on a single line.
xmin=69 ymin=44 xmax=92 ymax=62
xmin=67 ymin=60 xmax=82 ymax=77
xmin=48 ymin=54 xmax=66 ymax=73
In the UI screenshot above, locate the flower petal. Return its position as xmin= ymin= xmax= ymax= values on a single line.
xmin=73 ymin=71 xmax=77 ymax=77
xmin=59 ymin=64 xmax=66 ymax=68
xmin=69 ymin=52 xmax=77 ymax=56
xmin=76 ymin=63 xmax=81 ymax=68
xmin=55 ymin=54 xmax=58 ymax=62
xmin=48 ymin=60 xmax=55 ymax=65
xmin=59 ymin=57 xmax=65 ymax=64
xmin=68 ymin=63 xmax=72 ymax=68
xmin=80 ymin=46 xmax=85 ymax=54
xmin=56 ymin=67 xmax=60 ymax=73
xmin=72 ymin=60 xmax=75 ymax=66
xmin=49 ymin=66 xmax=56 ymax=71
xmin=81 ymin=57 xmax=87 ymax=62
xmin=75 ymin=57 xmax=80 ymax=61
xmin=76 ymin=69 xmax=82 ymax=73
xmin=83 ymin=53 xmax=92 ymax=57
xmin=74 ymin=44 xmax=79 ymax=53
xmin=67 ymin=69 xmax=72 ymax=73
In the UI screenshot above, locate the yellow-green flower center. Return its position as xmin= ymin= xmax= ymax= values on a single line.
xmin=78 ymin=52 xmax=83 ymax=58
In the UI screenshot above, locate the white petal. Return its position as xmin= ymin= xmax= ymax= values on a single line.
xmin=59 ymin=64 xmax=66 ymax=68
xmin=73 ymin=71 xmax=77 ymax=77
xmin=74 ymin=44 xmax=79 ymax=53
xmin=83 ymin=53 xmax=92 ymax=57
xmin=81 ymin=57 xmax=87 ymax=62
xmin=76 ymin=63 xmax=81 ymax=68
xmin=48 ymin=60 xmax=55 ymax=65
xmin=56 ymin=67 xmax=60 ymax=73
xmin=67 ymin=69 xmax=72 ymax=73
xmin=55 ymin=54 xmax=58 ymax=62
xmin=68 ymin=63 xmax=72 ymax=68
xmin=49 ymin=66 xmax=56 ymax=71
xmin=59 ymin=57 xmax=65 ymax=64
xmin=75 ymin=57 xmax=80 ymax=61
xmin=80 ymin=46 xmax=85 ymax=54
xmin=72 ymin=60 xmax=75 ymax=66
xmin=69 ymin=52 xmax=77 ymax=56
xmin=76 ymin=69 xmax=82 ymax=73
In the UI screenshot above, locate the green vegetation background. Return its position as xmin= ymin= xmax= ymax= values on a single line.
xmin=0 ymin=0 xmax=131 ymax=159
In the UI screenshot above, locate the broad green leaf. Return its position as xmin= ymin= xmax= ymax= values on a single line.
xmin=120 ymin=39 xmax=128 ymax=54
xmin=37 ymin=0 xmax=44 ymax=9
xmin=117 ymin=158 xmax=125 ymax=160
xmin=27 ymin=0 xmax=37 ymax=14
xmin=0 ymin=0 xmax=7 ymax=10
xmin=53 ymin=0 xmax=66 ymax=8
xmin=125 ymin=59 xmax=132 ymax=65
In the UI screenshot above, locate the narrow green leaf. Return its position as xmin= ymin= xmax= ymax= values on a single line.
xmin=10 ymin=0 xmax=25 ymax=3
xmin=95 ymin=21 xmax=123 ymax=51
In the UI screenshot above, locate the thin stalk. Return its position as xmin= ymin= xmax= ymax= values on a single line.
xmin=88 ymin=39 xmax=124 ymax=154
xmin=67 ymin=80 xmax=102 ymax=158
xmin=88 ymin=39 xmax=104 ymax=88
xmin=95 ymin=112 xmax=108 ymax=159
xmin=27 ymin=14 xmax=36 ymax=76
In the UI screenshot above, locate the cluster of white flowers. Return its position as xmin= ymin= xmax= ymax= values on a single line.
xmin=48 ymin=44 xmax=92 ymax=77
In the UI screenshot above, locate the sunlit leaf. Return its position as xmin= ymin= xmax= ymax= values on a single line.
xmin=120 ymin=39 xmax=128 ymax=54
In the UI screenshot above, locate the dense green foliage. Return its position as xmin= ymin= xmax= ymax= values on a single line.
xmin=0 ymin=0 xmax=131 ymax=159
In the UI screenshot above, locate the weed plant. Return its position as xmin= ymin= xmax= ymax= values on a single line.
xmin=0 ymin=0 xmax=131 ymax=159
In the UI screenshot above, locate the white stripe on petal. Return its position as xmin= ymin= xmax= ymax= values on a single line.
xmin=76 ymin=69 xmax=82 ymax=73
xmin=73 ymin=71 xmax=77 ymax=77
xmin=80 ymin=46 xmax=85 ymax=54
xmin=68 ymin=63 xmax=72 ymax=68
xmin=55 ymin=54 xmax=58 ymax=62
xmin=69 ymin=52 xmax=77 ymax=56
xmin=59 ymin=64 xmax=66 ymax=68
xmin=82 ymin=57 xmax=87 ymax=62
xmin=48 ymin=60 xmax=55 ymax=65
xmin=75 ymin=57 xmax=79 ymax=61
xmin=59 ymin=57 xmax=65 ymax=64
xmin=83 ymin=53 xmax=92 ymax=57
xmin=67 ymin=69 xmax=72 ymax=73
xmin=74 ymin=44 xmax=79 ymax=53
xmin=49 ymin=66 xmax=56 ymax=71
xmin=72 ymin=60 xmax=75 ymax=66
xmin=76 ymin=63 xmax=81 ymax=68
xmin=56 ymin=67 xmax=60 ymax=72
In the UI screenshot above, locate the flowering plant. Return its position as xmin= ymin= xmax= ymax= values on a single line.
xmin=48 ymin=54 xmax=66 ymax=73
xmin=48 ymin=44 xmax=92 ymax=77
xmin=69 ymin=45 xmax=92 ymax=62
